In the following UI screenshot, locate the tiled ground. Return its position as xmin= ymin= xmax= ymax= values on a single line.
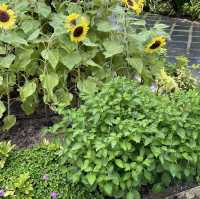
xmin=143 ymin=13 xmax=200 ymax=65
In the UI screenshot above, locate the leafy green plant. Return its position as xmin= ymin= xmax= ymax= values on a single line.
xmin=0 ymin=0 xmax=168 ymax=130
xmin=146 ymin=0 xmax=200 ymax=19
xmin=183 ymin=0 xmax=200 ymax=19
xmin=49 ymin=77 xmax=200 ymax=198
xmin=0 ymin=141 xmax=15 ymax=169
xmin=0 ymin=144 xmax=103 ymax=199
xmin=165 ymin=56 xmax=198 ymax=91
xmin=4 ymin=173 xmax=33 ymax=199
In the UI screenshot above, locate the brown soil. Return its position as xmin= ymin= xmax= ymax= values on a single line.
xmin=0 ymin=102 xmax=57 ymax=148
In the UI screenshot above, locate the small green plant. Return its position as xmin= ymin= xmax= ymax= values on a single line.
xmin=50 ymin=77 xmax=200 ymax=198
xmin=4 ymin=173 xmax=33 ymax=199
xmin=0 ymin=145 xmax=103 ymax=199
xmin=0 ymin=141 xmax=15 ymax=169
xmin=166 ymin=56 xmax=198 ymax=91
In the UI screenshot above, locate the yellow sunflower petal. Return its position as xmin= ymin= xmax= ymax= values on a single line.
xmin=65 ymin=13 xmax=80 ymax=32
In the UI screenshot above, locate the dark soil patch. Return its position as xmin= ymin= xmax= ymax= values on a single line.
xmin=0 ymin=102 xmax=57 ymax=148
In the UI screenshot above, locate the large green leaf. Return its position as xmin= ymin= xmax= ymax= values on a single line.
xmin=126 ymin=58 xmax=143 ymax=74
xmin=77 ymin=77 xmax=97 ymax=94
xmin=60 ymin=52 xmax=82 ymax=70
xmin=40 ymin=73 xmax=59 ymax=102
xmin=0 ymin=101 xmax=6 ymax=118
xmin=97 ymin=20 xmax=116 ymax=32
xmin=37 ymin=2 xmax=51 ymax=18
xmin=12 ymin=49 xmax=33 ymax=71
xmin=19 ymin=81 xmax=37 ymax=102
xmin=28 ymin=29 xmax=40 ymax=41
xmin=0 ymin=54 xmax=15 ymax=68
xmin=21 ymin=95 xmax=38 ymax=115
xmin=41 ymin=49 xmax=59 ymax=69
xmin=86 ymin=173 xmax=96 ymax=186
xmin=0 ymin=32 xmax=27 ymax=46
xmin=103 ymin=41 xmax=123 ymax=58
xmin=2 ymin=115 xmax=16 ymax=131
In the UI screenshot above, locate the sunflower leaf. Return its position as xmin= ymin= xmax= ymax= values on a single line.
xmin=126 ymin=58 xmax=143 ymax=74
xmin=103 ymin=41 xmax=123 ymax=58
xmin=60 ymin=52 xmax=81 ymax=70
xmin=0 ymin=54 xmax=15 ymax=68
xmin=2 ymin=115 xmax=16 ymax=131
xmin=0 ymin=101 xmax=6 ymax=119
xmin=41 ymin=49 xmax=59 ymax=69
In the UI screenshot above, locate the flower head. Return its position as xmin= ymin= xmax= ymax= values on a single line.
xmin=70 ymin=16 xmax=89 ymax=43
xmin=42 ymin=174 xmax=49 ymax=181
xmin=0 ymin=4 xmax=16 ymax=30
xmin=145 ymin=36 xmax=166 ymax=54
xmin=51 ymin=192 xmax=58 ymax=199
xmin=0 ymin=190 xmax=5 ymax=197
xmin=122 ymin=0 xmax=144 ymax=15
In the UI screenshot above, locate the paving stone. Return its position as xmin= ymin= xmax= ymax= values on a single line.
xmin=174 ymin=25 xmax=191 ymax=31
xmin=171 ymin=35 xmax=188 ymax=41
xmin=171 ymin=31 xmax=189 ymax=37
xmin=193 ymin=26 xmax=200 ymax=32
xmin=167 ymin=41 xmax=188 ymax=49
xmin=192 ymin=31 xmax=200 ymax=36
xmin=189 ymin=50 xmax=200 ymax=58
xmin=191 ymin=43 xmax=200 ymax=49
xmin=190 ymin=58 xmax=200 ymax=65
xmin=192 ymin=37 xmax=200 ymax=43
xmin=168 ymin=48 xmax=187 ymax=56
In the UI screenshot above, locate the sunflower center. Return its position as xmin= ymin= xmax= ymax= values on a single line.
xmin=127 ymin=0 xmax=134 ymax=6
xmin=150 ymin=40 xmax=161 ymax=49
xmin=73 ymin=26 xmax=84 ymax=37
xmin=0 ymin=10 xmax=10 ymax=22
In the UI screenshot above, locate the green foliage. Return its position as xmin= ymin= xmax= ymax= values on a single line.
xmin=50 ymin=77 xmax=200 ymax=198
xmin=0 ymin=144 xmax=103 ymax=199
xmin=0 ymin=0 xmax=168 ymax=130
xmin=182 ymin=0 xmax=200 ymax=19
xmin=4 ymin=173 xmax=33 ymax=199
xmin=0 ymin=141 xmax=15 ymax=169
xmin=146 ymin=0 xmax=200 ymax=19
xmin=166 ymin=56 xmax=198 ymax=91
xmin=145 ymin=0 xmax=175 ymax=15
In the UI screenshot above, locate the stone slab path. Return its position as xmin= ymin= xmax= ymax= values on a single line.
xmin=143 ymin=13 xmax=200 ymax=65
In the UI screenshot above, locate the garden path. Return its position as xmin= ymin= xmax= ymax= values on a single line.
xmin=143 ymin=13 xmax=200 ymax=65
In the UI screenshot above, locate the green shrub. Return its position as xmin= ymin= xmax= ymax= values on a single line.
xmin=146 ymin=0 xmax=200 ymax=19
xmin=50 ymin=77 xmax=200 ymax=198
xmin=0 ymin=144 xmax=103 ymax=199
xmin=183 ymin=0 xmax=200 ymax=19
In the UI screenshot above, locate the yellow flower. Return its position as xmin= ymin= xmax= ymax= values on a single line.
xmin=70 ymin=17 xmax=89 ymax=43
xmin=122 ymin=0 xmax=144 ymax=15
xmin=0 ymin=4 xmax=16 ymax=30
xmin=65 ymin=13 xmax=80 ymax=32
xmin=145 ymin=36 xmax=166 ymax=54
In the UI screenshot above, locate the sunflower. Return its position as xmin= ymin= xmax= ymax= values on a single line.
xmin=65 ymin=13 xmax=80 ymax=32
xmin=70 ymin=17 xmax=89 ymax=43
xmin=145 ymin=36 xmax=166 ymax=53
xmin=0 ymin=4 xmax=16 ymax=30
xmin=122 ymin=0 xmax=144 ymax=15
